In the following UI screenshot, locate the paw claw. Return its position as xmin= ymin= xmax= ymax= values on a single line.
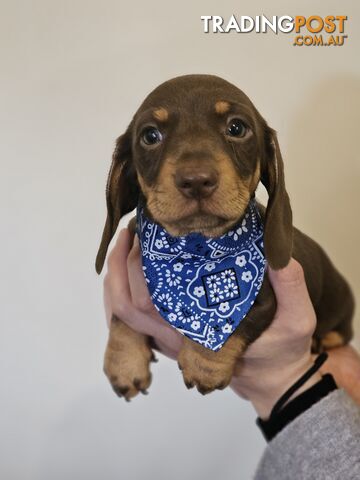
xmin=104 ymin=349 xmax=152 ymax=400
xmin=178 ymin=347 xmax=233 ymax=395
xmin=196 ymin=384 xmax=212 ymax=395
xmin=185 ymin=380 xmax=194 ymax=389
xmin=113 ymin=385 xmax=130 ymax=398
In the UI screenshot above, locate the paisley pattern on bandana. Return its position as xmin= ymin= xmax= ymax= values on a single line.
xmin=137 ymin=200 xmax=266 ymax=351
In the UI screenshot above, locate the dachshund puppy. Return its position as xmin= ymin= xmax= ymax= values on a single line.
xmin=96 ymin=75 xmax=354 ymax=400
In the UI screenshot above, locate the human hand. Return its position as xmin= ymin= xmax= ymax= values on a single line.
xmin=103 ymin=228 xmax=360 ymax=415
xmin=230 ymin=260 xmax=320 ymax=418
xmin=230 ymin=260 xmax=360 ymax=417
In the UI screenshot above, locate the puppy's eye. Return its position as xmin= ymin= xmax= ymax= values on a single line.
xmin=226 ymin=119 xmax=248 ymax=138
xmin=141 ymin=127 xmax=163 ymax=146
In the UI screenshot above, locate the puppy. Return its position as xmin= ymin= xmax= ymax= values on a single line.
xmin=96 ymin=75 xmax=354 ymax=400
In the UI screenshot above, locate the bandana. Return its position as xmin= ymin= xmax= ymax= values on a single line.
xmin=137 ymin=200 xmax=266 ymax=351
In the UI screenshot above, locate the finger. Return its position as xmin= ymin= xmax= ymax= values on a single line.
xmin=127 ymin=235 xmax=160 ymax=316
xmin=105 ymin=228 xmax=133 ymax=315
xmin=268 ymin=258 xmax=316 ymax=334
xmin=127 ymin=235 xmax=146 ymax=298
xmin=244 ymin=259 xmax=316 ymax=356
xmin=122 ymin=300 xmax=183 ymax=352
xmin=154 ymin=325 xmax=183 ymax=355
xmin=103 ymin=277 xmax=112 ymax=327
xmin=268 ymin=259 xmax=308 ymax=310
xmin=154 ymin=339 xmax=180 ymax=360
xmin=143 ymin=324 xmax=184 ymax=356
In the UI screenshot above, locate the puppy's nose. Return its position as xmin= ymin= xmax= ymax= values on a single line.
xmin=175 ymin=168 xmax=219 ymax=199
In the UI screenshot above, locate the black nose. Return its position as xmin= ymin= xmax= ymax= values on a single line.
xmin=175 ymin=168 xmax=219 ymax=199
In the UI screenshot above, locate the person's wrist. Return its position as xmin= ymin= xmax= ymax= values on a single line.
xmin=233 ymin=354 xmax=322 ymax=419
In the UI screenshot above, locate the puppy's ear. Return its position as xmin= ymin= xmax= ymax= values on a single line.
xmin=95 ymin=128 xmax=139 ymax=274
xmin=261 ymin=127 xmax=293 ymax=270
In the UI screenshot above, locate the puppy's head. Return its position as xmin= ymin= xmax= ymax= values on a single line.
xmin=95 ymin=74 xmax=292 ymax=273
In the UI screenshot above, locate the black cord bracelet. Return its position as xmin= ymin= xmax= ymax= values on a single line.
xmin=256 ymin=352 xmax=338 ymax=441
xmin=270 ymin=352 xmax=329 ymax=417
xmin=257 ymin=373 xmax=337 ymax=441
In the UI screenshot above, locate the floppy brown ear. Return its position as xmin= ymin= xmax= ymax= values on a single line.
xmin=95 ymin=129 xmax=139 ymax=274
xmin=261 ymin=127 xmax=293 ymax=270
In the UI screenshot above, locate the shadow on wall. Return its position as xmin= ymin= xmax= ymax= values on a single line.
xmin=285 ymin=75 xmax=360 ymax=339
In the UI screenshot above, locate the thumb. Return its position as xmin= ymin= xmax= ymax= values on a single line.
xmin=268 ymin=258 xmax=314 ymax=318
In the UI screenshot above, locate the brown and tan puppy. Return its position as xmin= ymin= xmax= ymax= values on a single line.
xmin=96 ymin=75 xmax=354 ymax=400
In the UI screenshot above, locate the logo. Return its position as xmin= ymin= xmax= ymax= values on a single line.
xmin=200 ymin=15 xmax=348 ymax=47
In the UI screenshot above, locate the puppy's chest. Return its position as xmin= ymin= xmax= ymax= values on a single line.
xmin=137 ymin=201 xmax=267 ymax=351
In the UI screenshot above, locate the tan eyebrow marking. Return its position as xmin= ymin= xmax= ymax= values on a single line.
xmin=153 ymin=107 xmax=169 ymax=122
xmin=215 ymin=101 xmax=230 ymax=114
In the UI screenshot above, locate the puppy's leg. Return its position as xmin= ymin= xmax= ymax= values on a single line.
xmin=103 ymin=214 xmax=155 ymax=400
xmin=104 ymin=315 xmax=155 ymax=400
xmin=178 ymin=276 xmax=276 ymax=394
xmin=178 ymin=334 xmax=246 ymax=394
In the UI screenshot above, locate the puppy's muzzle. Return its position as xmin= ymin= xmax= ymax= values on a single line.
xmin=174 ymin=167 xmax=219 ymax=199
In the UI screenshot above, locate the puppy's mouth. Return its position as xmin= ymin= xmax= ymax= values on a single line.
xmin=146 ymin=193 xmax=249 ymax=238
xmin=161 ymin=212 xmax=238 ymax=238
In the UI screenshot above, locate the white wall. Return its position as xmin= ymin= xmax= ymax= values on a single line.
xmin=0 ymin=1 xmax=359 ymax=479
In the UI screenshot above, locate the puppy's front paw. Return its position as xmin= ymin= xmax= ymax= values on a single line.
xmin=178 ymin=346 xmax=234 ymax=395
xmin=104 ymin=345 xmax=153 ymax=401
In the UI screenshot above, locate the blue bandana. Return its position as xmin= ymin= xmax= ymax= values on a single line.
xmin=137 ymin=200 xmax=266 ymax=351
